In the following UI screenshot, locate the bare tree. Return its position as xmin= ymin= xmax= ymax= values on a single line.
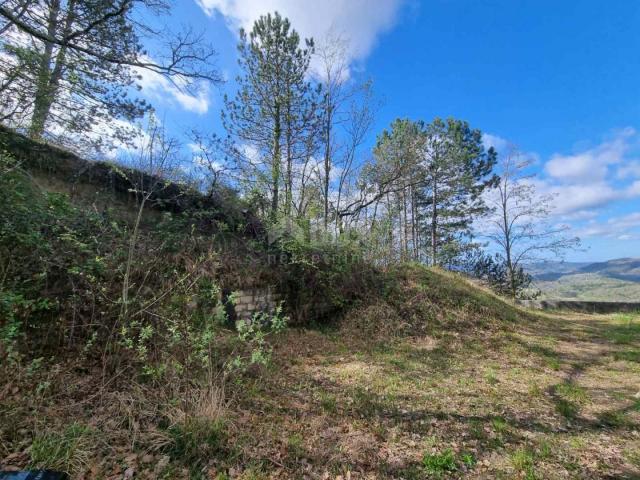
xmin=187 ymin=130 xmax=236 ymax=198
xmin=333 ymin=80 xmax=376 ymax=234
xmin=485 ymin=148 xmax=580 ymax=298
xmin=315 ymin=33 xmax=374 ymax=232
xmin=119 ymin=116 xmax=179 ymax=321
xmin=316 ymin=33 xmax=348 ymax=229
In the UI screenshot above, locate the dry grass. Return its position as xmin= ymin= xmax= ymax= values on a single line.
xmin=167 ymin=384 xmax=228 ymax=426
xmin=232 ymin=308 xmax=640 ymax=479
xmin=1 ymin=268 xmax=639 ymax=479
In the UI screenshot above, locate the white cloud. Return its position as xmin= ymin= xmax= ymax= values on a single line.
xmin=196 ymin=0 xmax=406 ymax=64
xmin=617 ymin=234 xmax=636 ymax=241
xmin=617 ymin=161 xmax=640 ymax=179
xmin=557 ymin=209 xmax=600 ymax=222
xmin=537 ymin=127 xmax=640 ymax=218
xmin=545 ymin=127 xmax=637 ymax=182
xmin=576 ymin=212 xmax=640 ymax=239
xmin=550 ymin=182 xmax=630 ymax=215
xmin=484 ymin=127 xmax=640 ymax=245
xmin=610 ymin=212 xmax=640 ymax=231
xmin=136 ymin=66 xmax=211 ymax=115
xmin=482 ymin=133 xmax=509 ymax=153
xmin=630 ymin=180 xmax=640 ymax=196
xmin=527 ymin=177 xmax=640 ymax=218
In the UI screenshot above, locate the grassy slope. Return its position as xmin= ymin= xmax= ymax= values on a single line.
xmin=1 ymin=266 xmax=639 ymax=479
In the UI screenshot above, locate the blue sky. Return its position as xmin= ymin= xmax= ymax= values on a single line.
xmin=138 ymin=0 xmax=640 ymax=262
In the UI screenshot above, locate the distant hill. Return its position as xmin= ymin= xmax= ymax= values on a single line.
xmin=529 ymin=258 xmax=640 ymax=301
xmin=527 ymin=261 xmax=591 ymax=281
xmin=578 ymin=258 xmax=640 ymax=282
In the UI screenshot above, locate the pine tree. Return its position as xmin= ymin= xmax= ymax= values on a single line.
xmin=371 ymin=118 xmax=425 ymax=260
xmin=222 ymin=12 xmax=318 ymax=221
xmin=417 ymin=118 xmax=498 ymax=266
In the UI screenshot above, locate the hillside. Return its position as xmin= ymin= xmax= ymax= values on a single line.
xmin=530 ymin=259 xmax=640 ymax=301
xmin=1 ymin=134 xmax=639 ymax=479
xmin=580 ymin=258 xmax=640 ymax=282
xmin=1 ymin=265 xmax=639 ymax=479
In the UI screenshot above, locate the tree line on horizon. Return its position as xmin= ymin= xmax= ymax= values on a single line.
xmin=0 ymin=2 xmax=579 ymax=298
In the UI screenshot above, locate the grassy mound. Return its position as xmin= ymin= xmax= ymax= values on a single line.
xmin=340 ymin=264 xmax=527 ymax=339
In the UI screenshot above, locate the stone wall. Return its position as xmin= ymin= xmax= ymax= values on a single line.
xmin=227 ymin=285 xmax=336 ymax=324
xmin=517 ymin=300 xmax=640 ymax=314
xmin=231 ymin=287 xmax=282 ymax=321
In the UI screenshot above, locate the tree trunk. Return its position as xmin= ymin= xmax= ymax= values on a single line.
xmin=386 ymin=193 xmax=393 ymax=263
xmin=323 ymin=99 xmax=332 ymax=230
xmin=431 ymin=182 xmax=438 ymax=266
xmin=411 ymin=185 xmax=419 ymax=261
xmin=402 ymin=187 xmax=409 ymax=261
xmin=271 ymin=101 xmax=281 ymax=220
xmin=501 ymin=184 xmax=516 ymax=298
xmin=29 ymin=0 xmax=61 ymax=138
xmin=285 ymin=100 xmax=293 ymax=218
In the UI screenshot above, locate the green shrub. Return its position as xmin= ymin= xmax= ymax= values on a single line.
xmin=226 ymin=305 xmax=288 ymax=373
xmin=273 ymin=229 xmax=380 ymax=325
xmin=0 ymin=148 xmax=114 ymax=350
xmin=0 ymin=145 xmax=243 ymax=379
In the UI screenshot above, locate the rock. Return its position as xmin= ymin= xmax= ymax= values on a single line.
xmin=123 ymin=467 xmax=135 ymax=479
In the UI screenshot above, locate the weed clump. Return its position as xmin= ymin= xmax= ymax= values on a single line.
xmin=422 ymin=448 xmax=457 ymax=476
xmin=167 ymin=417 xmax=228 ymax=467
xmin=30 ymin=423 xmax=93 ymax=475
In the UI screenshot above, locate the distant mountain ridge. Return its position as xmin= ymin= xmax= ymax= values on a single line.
xmin=578 ymin=258 xmax=640 ymax=282
xmin=528 ymin=258 xmax=640 ymax=301
xmin=529 ymin=258 xmax=640 ymax=282
xmin=527 ymin=261 xmax=590 ymax=281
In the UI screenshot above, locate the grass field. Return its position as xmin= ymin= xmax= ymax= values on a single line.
xmin=238 ymin=310 xmax=640 ymax=479
xmin=1 ymin=269 xmax=639 ymax=479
